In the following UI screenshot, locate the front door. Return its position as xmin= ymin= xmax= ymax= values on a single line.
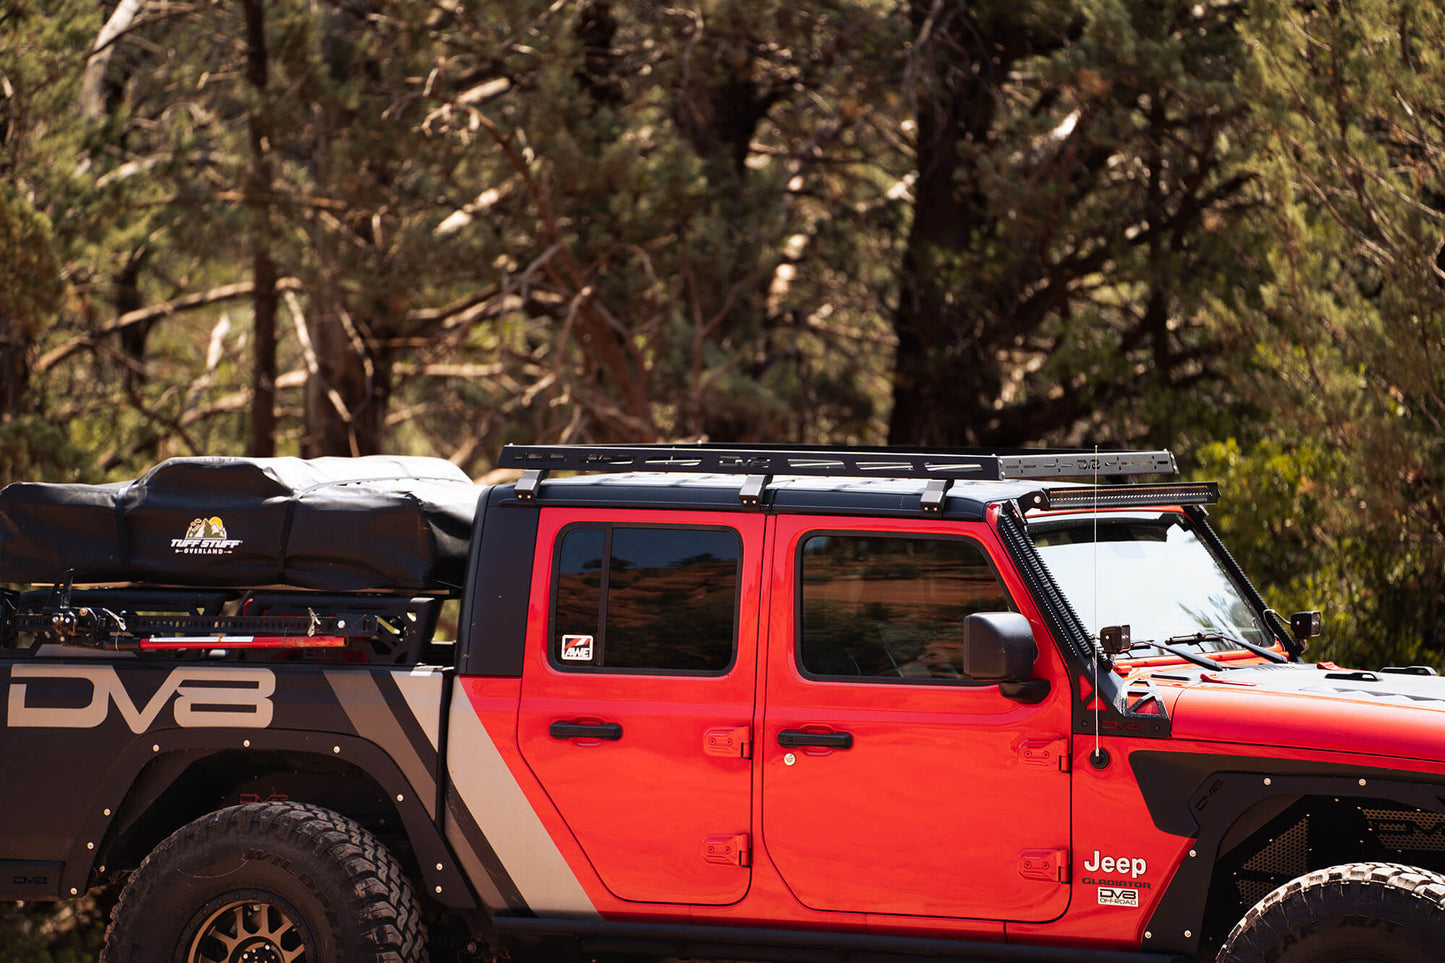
xmin=760 ymin=514 xmax=1072 ymax=921
xmin=518 ymin=508 xmax=763 ymax=905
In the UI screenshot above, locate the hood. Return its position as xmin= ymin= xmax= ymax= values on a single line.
xmin=1151 ymin=662 xmax=1445 ymax=763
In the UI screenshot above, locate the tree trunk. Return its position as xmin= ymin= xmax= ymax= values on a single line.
xmin=300 ymin=285 xmax=388 ymax=458
xmin=0 ymin=314 xmax=26 ymax=418
xmin=887 ymin=1 xmax=1004 ymax=447
xmin=250 ymin=248 xmax=278 ymax=456
xmin=242 ymin=0 xmax=277 ymax=457
xmin=669 ymin=13 xmax=782 ymax=441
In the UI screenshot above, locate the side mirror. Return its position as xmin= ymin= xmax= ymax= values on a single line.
xmin=961 ymin=612 xmax=1038 ymax=682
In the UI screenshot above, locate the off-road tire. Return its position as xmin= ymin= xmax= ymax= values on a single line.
xmin=1217 ymin=861 xmax=1445 ymax=963
xmin=101 ymin=801 xmax=427 ymax=963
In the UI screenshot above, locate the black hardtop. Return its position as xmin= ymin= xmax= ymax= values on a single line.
xmin=510 ymin=471 xmax=1037 ymax=520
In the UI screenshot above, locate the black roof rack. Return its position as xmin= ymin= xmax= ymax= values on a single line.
xmin=497 ymin=443 xmax=1179 ymax=509
xmin=499 ymin=443 xmax=1175 ymax=480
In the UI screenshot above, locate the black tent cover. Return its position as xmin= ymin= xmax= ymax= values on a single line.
xmin=0 ymin=456 xmax=481 ymax=592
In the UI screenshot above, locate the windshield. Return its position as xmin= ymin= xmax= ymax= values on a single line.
xmin=1028 ymin=512 xmax=1272 ymax=655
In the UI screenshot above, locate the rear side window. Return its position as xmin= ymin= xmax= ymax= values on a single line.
xmin=551 ymin=525 xmax=740 ymax=673
xmin=798 ymin=534 xmax=1014 ymax=680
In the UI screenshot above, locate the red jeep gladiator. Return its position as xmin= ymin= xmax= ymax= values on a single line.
xmin=2 ymin=444 xmax=1442 ymax=963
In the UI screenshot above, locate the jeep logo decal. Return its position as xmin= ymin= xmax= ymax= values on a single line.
xmin=7 ymin=665 xmax=274 ymax=731
xmin=1082 ymin=850 xmax=1148 ymax=878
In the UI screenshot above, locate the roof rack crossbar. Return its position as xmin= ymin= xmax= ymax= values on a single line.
xmin=498 ymin=444 xmax=1177 ymax=484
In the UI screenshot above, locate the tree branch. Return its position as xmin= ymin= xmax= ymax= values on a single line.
xmin=37 ymin=277 xmax=303 ymax=372
xmin=80 ymin=0 xmax=146 ymax=120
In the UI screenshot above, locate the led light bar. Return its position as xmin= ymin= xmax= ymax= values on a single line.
xmin=1020 ymin=483 xmax=1220 ymax=512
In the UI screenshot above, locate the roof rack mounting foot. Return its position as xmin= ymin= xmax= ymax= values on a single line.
xmin=739 ymin=475 xmax=770 ymax=507
xmin=516 ymin=469 xmax=546 ymax=501
xmin=921 ymin=479 xmax=951 ymax=513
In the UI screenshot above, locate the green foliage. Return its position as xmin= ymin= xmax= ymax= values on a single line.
xmin=0 ymin=418 xmax=78 ymax=488
xmin=0 ymin=185 xmax=72 ymax=484
xmin=1199 ymin=437 xmax=1445 ymax=670
xmin=0 ymin=188 xmax=61 ymax=348
xmin=2 ymin=1 xmax=913 ymax=466
xmin=1215 ymin=0 xmax=1445 ymax=669
xmin=889 ymin=0 xmax=1266 ymax=448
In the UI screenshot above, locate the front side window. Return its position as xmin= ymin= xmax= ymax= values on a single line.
xmin=551 ymin=525 xmax=740 ymax=673
xmin=798 ymin=534 xmax=1014 ymax=681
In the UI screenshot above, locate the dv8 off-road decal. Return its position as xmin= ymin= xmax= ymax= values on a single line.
xmin=1096 ymin=886 xmax=1140 ymax=908
xmin=6 ymin=665 xmax=274 ymax=731
xmin=1081 ymin=849 xmax=1151 ymax=907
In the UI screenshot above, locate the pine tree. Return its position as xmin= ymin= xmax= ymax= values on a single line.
xmin=1214 ymin=0 xmax=1445 ymax=666
xmin=889 ymin=0 xmax=1263 ymax=449
xmin=0 ymin=0 xmax=93 ymax=482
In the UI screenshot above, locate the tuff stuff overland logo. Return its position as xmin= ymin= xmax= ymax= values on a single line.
xmin=171 ymin=516 xmax=242 ymax=556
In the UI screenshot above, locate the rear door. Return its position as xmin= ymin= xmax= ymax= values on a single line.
xmin=760 ymin=513 xmax=1072 ymax=921
xmin=517 ymin=508 xmax=763 ymax=905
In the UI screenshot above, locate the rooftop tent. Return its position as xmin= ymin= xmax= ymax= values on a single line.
xmin=0 ymin=456 xmax=480 ymax=592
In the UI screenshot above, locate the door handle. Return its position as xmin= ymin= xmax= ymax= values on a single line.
xmin=549 ymin=721 xmax=623 ymax=741
xmin=777 ymin=729 xmax=853 ymax=750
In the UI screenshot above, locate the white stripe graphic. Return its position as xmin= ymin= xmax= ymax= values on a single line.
xmin=445 ymin=682 xmax=599 ymax=918
xmin=393 ymin=672 xmax=510 ymax=908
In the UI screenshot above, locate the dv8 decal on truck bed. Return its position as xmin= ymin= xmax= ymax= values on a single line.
xmin=4 ymin=443 xmax=1445 ymax=963
xmin=7 ymin=665 xmax=276 ymax=730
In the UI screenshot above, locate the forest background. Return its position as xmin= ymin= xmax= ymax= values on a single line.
xmin=1 ymin=0 xmax=1444 ymax=954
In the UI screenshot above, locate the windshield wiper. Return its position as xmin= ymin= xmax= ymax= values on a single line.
xmin=1126 ymin=638 xmax=1224 ymax=671
xmin=1168 ymin=631 xmax=1288 ymax=664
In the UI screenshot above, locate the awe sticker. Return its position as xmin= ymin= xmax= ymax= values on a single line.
xmin=561 ymin=635 xmax=595 ymax=662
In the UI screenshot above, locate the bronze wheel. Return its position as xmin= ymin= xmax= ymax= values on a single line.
xmin=183 ymin=892 xmax=316 ymax=963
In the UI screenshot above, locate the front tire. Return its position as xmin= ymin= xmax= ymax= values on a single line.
xmin=1217 ymin=861 xmax=1445 ymax=963
xmin=102 ymin=801 xmax=427 ymax=963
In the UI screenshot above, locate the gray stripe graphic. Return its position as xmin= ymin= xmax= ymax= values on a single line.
xmin=324 ymin=669 xmax=438 ymax=819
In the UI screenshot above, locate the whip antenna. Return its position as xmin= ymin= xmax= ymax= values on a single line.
xmin=1092 ymin=446 xmax=1102 ymax=765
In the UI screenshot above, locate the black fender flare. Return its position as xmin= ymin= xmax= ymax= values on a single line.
xmin=1131 ymin=750 xmax=1445 ymax=958
xmin=64 ymin=727 xmax=476 ymax=910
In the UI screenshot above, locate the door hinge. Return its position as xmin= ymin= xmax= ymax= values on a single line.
xmin=704 ymin=725 xmax=752 ymax=759
xmin=703 ymin=833 xmax=750 ymax=867
xmin=1020 ymin=737 xmax=1070 ymax=772
xmin=1019 ymin=848 xmax=1069 ymax=883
